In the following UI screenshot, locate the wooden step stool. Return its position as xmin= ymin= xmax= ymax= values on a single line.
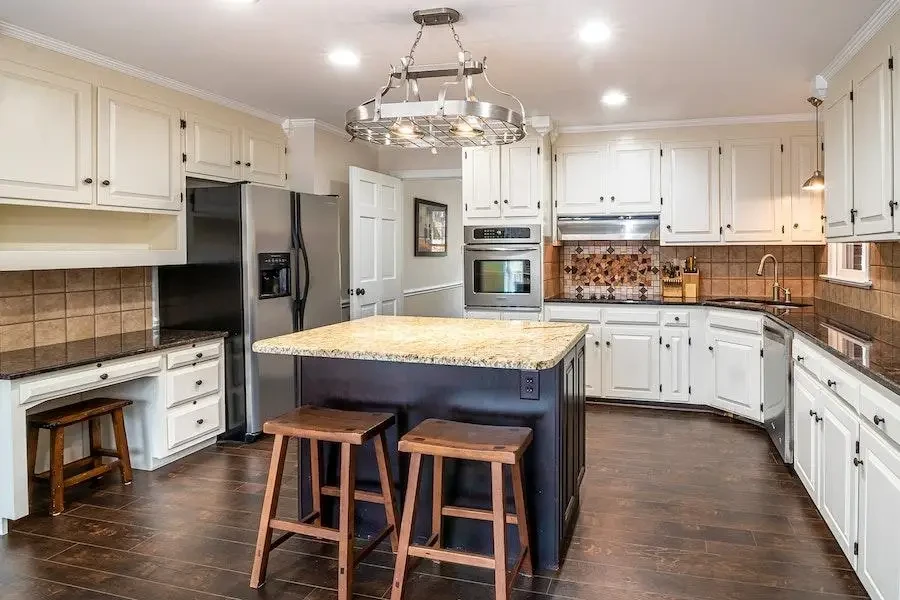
xmin=390 ymin=419 xmax=534 ymax=600
xmin=27 ymin=398 xmax=134 ymax=516
xmin=250 ymin=406 xmax=401 ymax=600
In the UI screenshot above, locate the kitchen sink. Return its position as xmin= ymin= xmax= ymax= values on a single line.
xmin=710 ymin=297 xmax=812 ymax=310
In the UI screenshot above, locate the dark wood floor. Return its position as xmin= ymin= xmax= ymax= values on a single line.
xmin=2 ymin=405 xmax=868 ymax=600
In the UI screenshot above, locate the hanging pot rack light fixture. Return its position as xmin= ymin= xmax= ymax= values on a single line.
xmin=802 ymin=96 xmax=825 ymax=192
xmin=345 ymin=7 xmax=526 ymax=150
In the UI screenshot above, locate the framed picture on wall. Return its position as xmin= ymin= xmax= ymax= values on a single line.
xmin=414 ymin=198 xmax=448 ymax=257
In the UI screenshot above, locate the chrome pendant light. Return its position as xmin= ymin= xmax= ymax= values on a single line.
xmin=802 ymin=97 xmax=825 ymax=192
xmin=345 ymin=7 xmax=526 ymax=150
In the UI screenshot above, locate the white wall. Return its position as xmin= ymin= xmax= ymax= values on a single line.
xmin=378 ymin=147 xmax=462 ymax=173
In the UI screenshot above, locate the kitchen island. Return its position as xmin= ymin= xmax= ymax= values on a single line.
xmin=253 ymin=315 xmax=587 ymax=570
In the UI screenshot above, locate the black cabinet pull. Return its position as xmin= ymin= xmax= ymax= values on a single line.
xmin=99 ymin=373 xmax=109 ymax=380
xmin=796 ymin=355 xmax=804 ymax=362
xmin=809 ymin=410 xmax=822 ymax=422
xmin=827 ymin=379 xmax=836 ymax=387
xmin=195 ymin=380 xmax=203 ymax=386
xmin=197 ymin=418 xmax=205 ymax=425
xmin=874 ymin=415 xmax=886 ymax=425
xmin=854 ymin=457 xmax=863 ymax=467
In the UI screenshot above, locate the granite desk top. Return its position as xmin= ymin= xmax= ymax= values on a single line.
xmin=0 ymin=329 xmax=228 ymax=380
xmin=253 ymin=315 xmax=588 ymax=370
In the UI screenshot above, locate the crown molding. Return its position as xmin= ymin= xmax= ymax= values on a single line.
xmin=0 ymin=21 xmax=286 ymax=124
xmin=557 ymin=113 xmax=813 ymax=134
xmin=820 ymin=0 xmax=900 ymax=82
xmin=284 ymin=118 xmax=347 ymax=138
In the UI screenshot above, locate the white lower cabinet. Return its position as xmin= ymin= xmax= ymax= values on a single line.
xmin=819 ymin=390 xmax=860 ymax=563
xmin=707 ymin=329 xmax=762 ymax=421
xmin=585 ymin=325 xmax=602 ymax=397
xmin=601 ymin=326 xmax=660 ymax=401
xmin=793 ymin=367 xmax=820 ymax=498
xmin=661 ymin=328 xmax=690 ymax=403
xmin=858 ymin=425 xmax=900 ymax=600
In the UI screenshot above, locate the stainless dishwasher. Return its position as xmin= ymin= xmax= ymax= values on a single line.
xmin=763 ymin=319 xmax=793 ymax=464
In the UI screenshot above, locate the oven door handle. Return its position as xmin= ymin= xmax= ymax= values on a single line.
xmin=465 ymin=246 xmax=539 ymax=252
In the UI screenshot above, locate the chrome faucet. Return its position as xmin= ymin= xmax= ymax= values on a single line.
xmin=756 ymin=254 xmax=789 ymax=301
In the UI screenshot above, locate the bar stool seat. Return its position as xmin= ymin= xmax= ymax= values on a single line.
xmin=250 ymin=406 xmax=400 ymax=600
xmin=391 ymin=418 xmax=534 ymax=600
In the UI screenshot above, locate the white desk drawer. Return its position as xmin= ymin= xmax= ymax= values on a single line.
xmin=860 ymin=383 xmax=900 ymax=447
xmin=167 ymin=341 xmax=221 ymax=370
xmin=167 ymin=393 xmax=221 ymax=450
xmin=792 ymin=336 xmax=821 ymax=380
xmin=605 ymin=308 xmax=660 ymax=325
xmin=821 ymin=360 xmax=861 ymax=412
xmin=18 ymin=355 xmax=163 ymax=406
xmin=167 ymin=359 xmax=220 ymax=408
xmin=707 ymin=310 xmax=762 ymax=334
xmin=662 ymin=311 xmax=689 ymax=327
xmin=545 ymin=304 xmax=602 ymax=323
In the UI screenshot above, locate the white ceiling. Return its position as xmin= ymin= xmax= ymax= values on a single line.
xmin=0 ymin=0 xmax=884 ymax=127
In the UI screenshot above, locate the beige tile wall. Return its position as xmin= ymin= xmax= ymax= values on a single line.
xmin=815 ymin=242 xmax=900 ymax=319
xmin=0 ymin=268 xmax=153 ymax=351
xmin=543 ymin=240 xmax=561 ymax=298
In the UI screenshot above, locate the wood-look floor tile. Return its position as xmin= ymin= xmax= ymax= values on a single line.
xmin=11 ymin=513 xmax=157 ymax=550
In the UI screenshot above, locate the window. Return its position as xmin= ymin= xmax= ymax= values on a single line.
xmin=824 ymin=242 xmax=871 ymax=286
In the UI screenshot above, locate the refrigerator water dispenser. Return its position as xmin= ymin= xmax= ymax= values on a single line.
xmin=258 ymin=253 xmax=291 ymax=299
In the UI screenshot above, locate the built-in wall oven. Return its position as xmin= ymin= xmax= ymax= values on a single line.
xmin=464 ymin=225 xmax=542 ymax=310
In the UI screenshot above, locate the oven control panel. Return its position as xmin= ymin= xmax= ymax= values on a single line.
xmin=464 ymin=225 xmax=542 ymax=244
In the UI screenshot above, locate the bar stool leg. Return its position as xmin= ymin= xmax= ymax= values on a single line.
xmin=374 ymin=432 xmax=400 ymax=551
xmin=250 ymin=434 xmax=289 ymax=589
xmin=511 ymin=460 xmax=533 ymax=577
xmin=337 ymin=442 xmax=357 ymax=600
xmin=309 ymin=439 xmax=322 ymax=526
xmin=431 ymin=456 xmax=443 ymax=551
xmin=490 ymin=462 xmax=508 ymax=600
xmin=89 ymin=418 xmax=103 ymax=472
xmin=110 ymin=408 xmax=133 ymax=484
xmin=390 ymin=452 xmax=423 ymax=600
xmin=49 ymin=428 xmax=65 ymax=516
xmin=26 ymin=426 xmax=39 ymax=512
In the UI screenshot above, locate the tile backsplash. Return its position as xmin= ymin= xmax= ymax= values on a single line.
xmin=561 ymin=241 xmax=660 ymax=299
xmin=816 ymin=242 xmax=900 ymax=320
xmin=0 ymin=268 xmax=153 ymax=351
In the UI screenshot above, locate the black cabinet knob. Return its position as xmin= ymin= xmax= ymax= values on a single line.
xmin=793 ymin=223 xmax=799 ymax=229
xmin=605 ymin=341 xmax=611 ymax=347
xmin=196 ymin=352 xmax=203 ymax=359
xmin=610 ymin=195 xmax=615 ymax=202
xmin=666 ymin=225 xmax=672 ymax=231
xmin=665 ymin=343 xmax=671 ymax=349
xmin=83 ymin=177 xmax=93 ymax=184
xmin=726 ymin=224 xmax=732 ymax=229
xmin=234 ymin=160 xmax=242 ymax=165
xmin=101 ymin=180 xmax=110 ymax=186
xmin=355 ymin=288 xmax=366 ymax=296
xmin=197 ymin=418 xmax=205 ymax=425
xmin=493 ymin=200 xmax=499 ymax=205
xmin=874 ymin=415 xmax=886 ymax=425
xmin=594 ymin=341 xmax=600 ymax=347
xmin=99 ymin=373 xmax=109 ymax=380
xmin=854 ymin=457 xmax=864 ymax=467
xmin=503 ymin=199 xmax=509 ymax=204
xmin=674 ymin=316 xmax=680 ymax=322
xmin=244 ymin=162 xmax=251 ymax=167
xmin=708 ymin=345 xmax=714 ymax=352
xmin=599 ymin=196 xmax=604 ymax=202
xmin=195 ymin=380 xmax=203 ymax=386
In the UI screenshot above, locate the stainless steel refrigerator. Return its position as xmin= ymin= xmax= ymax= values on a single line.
xmin=159 ymin=182 xmax=342 ymax=441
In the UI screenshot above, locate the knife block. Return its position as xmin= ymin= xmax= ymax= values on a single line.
xmin=682 ymin=272 xmax=700 ymax=300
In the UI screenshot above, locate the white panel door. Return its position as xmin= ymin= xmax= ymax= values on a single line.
xmin=350 ymin=166 xmax=403 ymax=319
xmin=584 ymin=324 xmax=602 ymax=398
xmin=555 ymin=146 xmax=607 ymax=216
xmin=607 ymin=141 xmax=661 ymax=215
xmin=501 ymin=143 xmax=540 ymax=218
xmin=242 ymin=129 xmax=286 ymax=187
xmin=661 ymin=328 xmax=689 ymax=403
xmin=824 ymin=86 xmax=855 ymax=238
xmin=789 ymin=136 xmax=825 ymax=243
xmin=793 ymin=367 xmax=820 ymax=499
xmin=96 ymin=88 xmax=182 ymax=211
xmin=601 ymin=326 xmax=660 ymax=401
xmin=185 ymin=113 xmax=241 ymax=181
xmin=0 ymin=60 xmax=94 ymax=205
xmin=661 ymin=141 xmax=721 ymax=243
xmin=721 ymin=139 xmax=783 ymax=242
xmin=853 ymin=54 xmax=894 ymax=236
xmin=819 ymin=390 xmax=860 ymax=564
xmin=858 ymin=426 xmax=900 ymax=600
xmin=708 ymin=330 xmax=762 ymax=421
xmin=462 ymin=147 xmax=501 ymax=220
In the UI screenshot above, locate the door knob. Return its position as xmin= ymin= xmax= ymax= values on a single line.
xmin=355 ymin=288 xmax=366 ymax=296
xmin=347 ymin=288 xmax=354 ymax=295
xmin=874 ymin=415 xmax=886 ymax=425
xmin=101 ymin=180 xmax=110 ymax=186
xmin=82 ymin=177 xmax=93 ymax=184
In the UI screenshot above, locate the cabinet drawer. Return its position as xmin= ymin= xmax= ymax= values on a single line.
xmin=167 ymin=341 xmax=221 ymax=370
xmin=860 ymin=383 xmax=900 ymax=448
xmin=662 ymin=311 xmax=689 ymax=327
xmin=792 ymin=336 xmax=821 ymax=380
xmin=707 ymin=310 xmax=762 ymax=334
xmin=167 ymin=393 xmax=221 ymax=450
xmin=545 ymin=304 xmax=602 ymax=322
xmin=821 ymin=361 xmax=861 ymax=412
xmin=167 ymin=359 xmax=220 ymax=408
xmin=19 ymin=355 xmax=163 ymax=406
xmin=605 ymin=309 xmax=660 ymax=325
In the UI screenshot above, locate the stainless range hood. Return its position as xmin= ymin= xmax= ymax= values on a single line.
xmin=557 ymin=215 xmax=660 ymax=241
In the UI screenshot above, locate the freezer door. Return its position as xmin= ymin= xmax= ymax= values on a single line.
xmin=297 ymin=193 xmax=343 ymax=330
xmin=242 ymin=184 xmax=298 ymax=436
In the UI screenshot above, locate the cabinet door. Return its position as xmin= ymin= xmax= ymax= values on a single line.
xmin=661 ymin=141 xmax=721 ymax=243
xmin=607 ymin=142 xmax=661 ymax=215
xmin=789 ymin=136 xmax=825 ymax=243
xmin=242 ymin=129 xmax=286 ymax=187
xmin=501 ymin=143 xmax=540 ymax=218
xmin=824 ymin=86 xmax=855 ymax=238
xmin=819 ymin=391 xmax=860 ymax=564
xmin=721 ymin=139 xmax=783 ymax=242
xmin=0 ymin=61 xmax=93 ymax=205
xmin=708 ymin=330 xmax=762 ymax=421
xmin=463 ymin=147 xmax=501 ymax=220
xmin=853 ymin=53 xmax=893 ymax=236
xmin=185 ymin=113 xmax=241 ymax=181
xmin=584 ymin=324 xmax=602 ymax=397
xmin=96 ymin=88 xmax=183 ymax=211
xmin=601 ymin=326 xmax=660 ymax=401
xmin=793 ymin=367 xmax=820 ymax=499
xmin=661 ymin=328 xmax=690 ymax=403
xmin=555 ymin=146 xmax=607 ymax=216
xmin=858 ymin=426 xmax=900 ymax=600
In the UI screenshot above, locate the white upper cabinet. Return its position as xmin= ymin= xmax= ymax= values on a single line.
xmin=555 ymin=145 xmax=607 ymax=216
xmin=500 ymin=143 xmax=541 ymax=218
xmin=661 ymin=328 xmax=690 ymax=403
xmin=96 ymin=88 xmax=183 ymax=211
xmin=0 ymin=61 xmax=94 ymax=205
xmin=824 ymin=85 xmax=855 ymax=238
xmin=606 ymin=141 xmax=661 ymax=215
xmin=789 ymin=136 xmax=825 ymax=242
xmin=463 ymin=147 xmax=501 ymax=219
xmin=242 ymin=129 xmax=286 ymax=187
xmin=661 ymin=141 xmax=721 ymax=243
xmin=185 ymin=113 xmax=242 ymax=181
xmin=601 ymin=326 xmax=660 ymax=401
xmin=853 ymin=51 xmax=894 ymax=236
xmin=858 ymin=425 xmax=900 ymax=600
xmin=720 ymin=138 xmax=783 ymax=243
xmin=708 ymin=329 xmax=762 ymax=421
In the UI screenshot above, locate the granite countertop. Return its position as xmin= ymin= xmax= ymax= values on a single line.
xmin=253 ymin=315 xmax=588 ymax=370
xmin=0 ymin=329 xmax=228 ymax=380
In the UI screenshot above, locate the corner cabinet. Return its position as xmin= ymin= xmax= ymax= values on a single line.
xmin=462 ymin=139 xmax=546 ymax=224
xmin=661 ymin=141 xmax=721 ymax=243
xmin=720 ymin=138 xmax=783 ymax=243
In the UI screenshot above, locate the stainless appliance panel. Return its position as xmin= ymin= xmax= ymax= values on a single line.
xmin=557 ymin=215 xmax=660 ymax=241
xmin=464 ymin=244 xmax=542 ymax=309
xmin=297 ymin=194 xmax=343 ymax=330
xmin=763 ymin=319 xmax=793 ymax=464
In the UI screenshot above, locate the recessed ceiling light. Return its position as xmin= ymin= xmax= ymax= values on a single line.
xmin=601 ymin=89 xmax=628 ymax=107
xmin=579 ymin=21 xmax=611 ymax=44
xmin=328 ymin=48 xmax=360 ymax=68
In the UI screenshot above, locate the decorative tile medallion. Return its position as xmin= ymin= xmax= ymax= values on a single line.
xmin=563 ymin=241 xmax=661 ymax=299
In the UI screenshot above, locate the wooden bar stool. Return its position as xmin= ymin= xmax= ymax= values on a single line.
xmin=250 ymin=406 xmax=401 ymax=600
xmin=27 ymin=398 xmax=134 ymax=516
xmin=390 ymin=419 xmax=534 ymax=600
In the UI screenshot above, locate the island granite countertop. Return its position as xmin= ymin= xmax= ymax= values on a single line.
xmin=253 ymin=315 xmax=587 ymax=370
